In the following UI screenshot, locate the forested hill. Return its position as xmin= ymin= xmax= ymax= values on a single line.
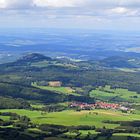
xmin=0 ymin=53 xmax=140 ymax=104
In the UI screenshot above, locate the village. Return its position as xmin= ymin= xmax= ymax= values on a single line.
xmin=34 ymin=81 xmax=135 ymax=113
xmin=70 ymin=101 xmax=133 ymax=112
xmin=47 ymin=81 xmax=134 ymax=112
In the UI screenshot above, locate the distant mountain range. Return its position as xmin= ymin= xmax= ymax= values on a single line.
xmin=0 ymin=29 xmax=140 ymax=63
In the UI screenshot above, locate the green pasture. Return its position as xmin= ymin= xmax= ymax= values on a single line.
xmin=90 ymin=85 xmax=140 ymax=102
xmin=32 ymin=83 xmax=79 ymax=96
xmin=0 ymin=116 xmax=10 ymax=121
xmin=113 ymin=133 xmax=140 ymax=138
xmin=64 ymin=130 xmax=140 ymax=139
xmin=65 ymin=130 xmax=99 ymax=137
xmin=1 ymin=109 xmax=140 ymax=129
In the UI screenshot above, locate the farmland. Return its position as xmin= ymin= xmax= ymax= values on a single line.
xmin=32 ymin=82 xmax=79 ymax=96
xmin=90 ymin=85 xmax=140 ymax=103
xmin=0 ymin=109 xmax=140 ymax=128
xmin=1 ymin=108 xmax=140 ymax=139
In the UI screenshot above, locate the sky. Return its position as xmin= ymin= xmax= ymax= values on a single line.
xmin=0 ymin=0 xmax=140 ymax=30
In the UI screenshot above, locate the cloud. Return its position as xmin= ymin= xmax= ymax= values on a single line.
xmin=0 ymin=0 xmax=139 ymax=18
xmin=0 ymin=0 xmax=7 ymax=8
xmin=106 ymin=7 xmax=139 ymax=17
xmin=111 ymin=7 xmax=130 ymax=14
xmin=0 ymin=0 xmax=84 ymax=9
xmin=0 ymin=0 xmax=140 ymax=29
xmin=33 ymin=0 xmax=83 ymax=8
xmin=0 ymin=0 xmax=139 ymax=11
xmin=119 ymin=0 xmax=140 ymax=7
xmin=0 ymin=0 xmax=33 ymax=9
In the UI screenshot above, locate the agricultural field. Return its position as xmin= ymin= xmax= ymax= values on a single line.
xmin=1 ymin=109 xmax=140 ymax=129
xmin=65 ymin=131 xmax=140 ymax=139
xmin=32 ymin=82 xmax=79 ymax=96
xmin=90 ymin=85 xmax=140 ymax=103
xmin=1 ymin=108 xmax=140 ymax=139
xmin=113 ymin=133 xmax=140 ymax=138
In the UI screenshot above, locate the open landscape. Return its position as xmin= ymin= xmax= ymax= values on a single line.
xmin=0 ymin=0 xmax=140 ymax=139
xmin=0 ymin=52 xmax=140 ymax=140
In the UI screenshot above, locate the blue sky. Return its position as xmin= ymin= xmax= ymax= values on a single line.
xmin=0 ymin=0 xmax=140 ymax=30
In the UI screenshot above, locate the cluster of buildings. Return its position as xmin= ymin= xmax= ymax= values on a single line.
xmin=48 ymin=81 xmax=62 ymax=87
xmin=70 ymin=102 xmax=130 ymax=111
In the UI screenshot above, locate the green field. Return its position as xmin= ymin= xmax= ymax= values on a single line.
xmin=1 ymin=109 xmax=140 ymax=129
xmin=65 ymin=131 xmax=140 ymax=139
xmin=32 ymin=82 xmax=79 ymax=96
xmin=0 ymin=116 xmax=10 ymax=121
xmin=65 ymin=130 xmax=99 ymax=137
xmin=90 ymin=85 xmax=140 ymax=102
xmin=113 ymin=133 xmax=140 ymax=138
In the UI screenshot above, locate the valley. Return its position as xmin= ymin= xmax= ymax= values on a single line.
xmin=0 ymin=53 xmax=140 ymax=139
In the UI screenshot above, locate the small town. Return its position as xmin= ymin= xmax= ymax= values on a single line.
xmin=70 ymin=102 xmax=131 ymax=111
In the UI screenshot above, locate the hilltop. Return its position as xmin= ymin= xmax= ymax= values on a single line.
xmin=0 ymin=53 xmax=140 ymax=99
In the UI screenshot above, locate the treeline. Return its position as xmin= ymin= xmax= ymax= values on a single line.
xmin=0 ymin=96 xmax=30 ymax=109
xmin=0 ymin=82 xmax=95 ymax=104
xmin=0 ymin=115 xmax=44 ymax=140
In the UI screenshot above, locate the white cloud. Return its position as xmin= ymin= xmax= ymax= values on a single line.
xmin=0 ymin=0 xmax=33 ymax=9
xmin=111 ymin=7 xmax=130 ymax=14
xmin=0 ymin=0 xmax=140 ymax=10
xmin=0 ymin=0 xmax=7 ymax=8
xmin=108 ymin=7 xmax=139 ymax=16
xmin=0 ymin=0 xmax=140 ymax=29
xmin=0 ymin=0 xmax=85 ymax=9
xmin=0 ymin=0 xmax=139 ymax=17
xmin=33 ymin=0 xmax=82 ymax=8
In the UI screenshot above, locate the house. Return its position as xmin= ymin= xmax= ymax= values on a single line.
xmin=95 ymin=102 xmax=120 ymax=109
xmin=48 ymin=81 xmax=62 ymax=87
xmin=69 ymin=101 xmax=132 ymax=111
xmin=119 ymin=106 xmax=129 ymax=111
xmin=70 ymin=102 xmax=123 ymax=110
xmin=70 ymin=102 xmax=95 ymax=110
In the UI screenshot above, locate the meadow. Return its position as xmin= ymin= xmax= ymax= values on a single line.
xmin=65 ymin=131 xmax=140 ymax=139
xmin=32 ymin=82 xmax=79 ymax=96
xmin=1 ymin=109 xmax=140 ymax=129
xmin=90 ymin=85 xmax=140 ymax=102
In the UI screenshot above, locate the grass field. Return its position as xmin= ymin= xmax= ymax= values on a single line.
xmin=65 ymin=130 xmax=99 ymax=137
xmin=1 ymin=109 xmax=140 ymax=129
xmin=113 ymin=133 xmax=140 ymax=138
xmin=32 ymin=82 xmax=79 ymax=96
xmin=90 ymin=85 xmax=140 ymax=102
xmin=0 ymin=116 xmax=10 ymax=121
xmin=65 ymin=131 xmax=140 ymax=139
